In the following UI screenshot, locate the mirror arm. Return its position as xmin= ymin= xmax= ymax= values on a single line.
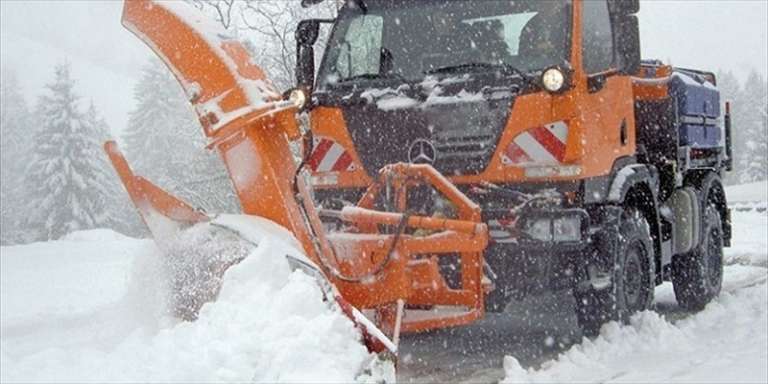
xmin=296 ymin=44 xmax=316 ymax=90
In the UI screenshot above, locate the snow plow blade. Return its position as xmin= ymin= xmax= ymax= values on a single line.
xmin=113 ymin=0 xmax=488 ymax=364
xmin=104 ymin=141 xmax=208 ymax=238
xmin=105 ymin=140 xmax=396 ymax=355
xmin=105 ymin=140 xmax=250 ymax=320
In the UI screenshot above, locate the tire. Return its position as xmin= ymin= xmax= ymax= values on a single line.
xmin=574 ymin=208 xmax=655 ymax=337
xmin=672 ymin=205 xmax=723 ymax=310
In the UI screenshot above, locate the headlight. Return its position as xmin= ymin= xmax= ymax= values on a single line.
xmin=288 ymin=88 xmax=308 ymax=109
xmin=523 ymin=215 xmax=583 ymax=243
xmin=541 ymin=67 xmax=566 ymax=93
xmin=525 ymin=218 xmax=552 ymax=242
xmin=553 ymin=216 xmax=581 ymax=242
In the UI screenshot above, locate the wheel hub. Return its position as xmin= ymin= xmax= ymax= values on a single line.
xmin=623 ymin=243 xmax=644 ymax=309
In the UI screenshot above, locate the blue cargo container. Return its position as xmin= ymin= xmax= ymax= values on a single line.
xmin=669 ymin=70 xmax=722 ymax=148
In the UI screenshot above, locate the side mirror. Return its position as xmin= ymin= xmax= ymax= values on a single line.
xmin=295 ymin=20 xmax=321 ymax=91
xmin=296 ymin=19 xmax=320 ymax=46
xmin=296 ymin=44 xmax=316 ymax=90
xmin=615 ymin=15 xmax=641 ymax=75
xmin=301 ymin=0 xmax=326 ymax=7
xmin=608 ymin=0 xmax=639 ymax=15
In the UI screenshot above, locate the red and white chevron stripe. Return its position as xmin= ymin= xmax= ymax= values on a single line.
xmin=307 ymin=137 xmax=356 ymax=173
xmin=501 ymin=121 xmax=568 ymax=166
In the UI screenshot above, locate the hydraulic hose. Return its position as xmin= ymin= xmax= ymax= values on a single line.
xmin=291 ymin=129 xmax=410 ymax=283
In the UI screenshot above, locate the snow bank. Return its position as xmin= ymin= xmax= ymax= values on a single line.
xmin=61 ymin=228 xmax=134 ymax=242
xmin=1 ymin=218 xmax=373 ymax=382
xmin=725 ymin=209 xmax=768 ymax=267
xmin=726 ymin=180 xmax=768 ymax=205
xmin=502 ymin=207 xmax=768 ymax=383
xmin=0 ymin=231 xmax=146 ymax=323
xmin=502 ymin=280 xmax=767 ymax=383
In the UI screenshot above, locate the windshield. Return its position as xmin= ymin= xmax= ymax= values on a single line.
xmin=318 ymin=0 xmax=572 ymax=88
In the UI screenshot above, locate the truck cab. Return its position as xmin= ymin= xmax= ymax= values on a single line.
xmin=291 ymin=0 xmax=731 ymax=335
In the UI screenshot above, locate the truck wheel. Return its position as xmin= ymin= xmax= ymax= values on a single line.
xmin=672 ymin=205 xmax=723 ymax=310
xmin=574 ymin=208 xmax=655 ymax=337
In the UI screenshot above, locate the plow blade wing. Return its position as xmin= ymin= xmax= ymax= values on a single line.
xmin=106 ymin=141 xmax=253 ymax=320
xmin=105 ymin=140 xmax=396 ymax=354
xmin=104 ymin=141 xmax=208 ymax=240
xmin=115 ymin=0 xmax=397 ymax=360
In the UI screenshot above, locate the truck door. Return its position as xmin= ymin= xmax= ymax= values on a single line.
xmin=580 ymin=0 xmax=636 ymax=174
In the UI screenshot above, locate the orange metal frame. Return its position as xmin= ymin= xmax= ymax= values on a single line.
xmin=325 ymin=164 xmax=488 ymax=333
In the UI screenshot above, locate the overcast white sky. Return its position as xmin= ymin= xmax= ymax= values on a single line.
xmin=1 ymin=0 xmax=767 ymax=136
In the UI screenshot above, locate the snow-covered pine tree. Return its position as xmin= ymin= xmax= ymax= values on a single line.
xmin=123 ymin=58 xmax=198 ymax=186
xmin=24 ymin=63 xmax=116 ymax=240
xmin=0 ymin=69 xmax=34 ymax=244
xmin=122 ymin=58 xmax=239 ymax=215
xmin=84 ymin=102 xmax=144 ymax=236
xmin=737 ymin=71 xmax=768 ymax=183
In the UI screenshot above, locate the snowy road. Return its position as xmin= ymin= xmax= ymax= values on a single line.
xmin=1 ymin=187 xmax=766 ymax=383
xmin=398 ymin=206 xmax=768 ymax=383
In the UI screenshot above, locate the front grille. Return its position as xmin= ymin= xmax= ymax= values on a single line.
xmin=434 ymin=134 xmax=497 ymax=172
xmin=429 ymin=101 xmax=511 ymax=174
xmin=342 ymin=93 xmax=514 ymax=176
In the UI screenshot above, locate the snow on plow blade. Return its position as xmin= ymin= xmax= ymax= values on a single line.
xmin=105 ymin=141 xmax=250 ymax=320
xmin=110 ymin=1 xmax=398 ymax=355
xmin=112 ymin=0 xmax=496 ymax=363
xmin=105 ymin=140 xmax=396 ymax=355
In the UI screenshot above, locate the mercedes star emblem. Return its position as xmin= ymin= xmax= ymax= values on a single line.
xmin=408 ymin=138 xmax=437 ymax=165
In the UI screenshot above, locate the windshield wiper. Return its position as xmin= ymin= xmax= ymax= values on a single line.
xmin=425 ymin=62 xmax=529 ymax=80
xmin=339 ymin=72 xmax=407 ymax=83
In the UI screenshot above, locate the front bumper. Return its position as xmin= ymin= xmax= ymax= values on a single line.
xmin=484 ymin=207 xmax=590 ymax=251
xmin=482 ymin=206 xmax=600 ymax=301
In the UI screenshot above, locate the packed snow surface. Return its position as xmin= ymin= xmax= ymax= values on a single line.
xmin=1 ymin=215 xmax=371 ymax=382
xmin=500 ymin=207 xmax=768 ymax=383
xmin=1 ymin=192 xmax=766 ymax=383
xmin=502 ymin=280 xmax=767 ymax=383
xmin=726 ymin=180 xmax=768 ymax=203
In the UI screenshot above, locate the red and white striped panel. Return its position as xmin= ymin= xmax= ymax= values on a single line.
xmin=307 ymin=137 xmax=357 ymax=173
xmin=501 ymin=121 xmax=568 ymax=166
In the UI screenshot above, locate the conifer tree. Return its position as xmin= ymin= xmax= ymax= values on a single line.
xmin=737 ymin=71 xmax=768 ymax=183
xmin=84 ymin=102 xmax=143 ymax=235
xmin=24 ymin=64 xmax=116 ymax=240
xmin=717 ymin=70 xmax=743 ymax=185
xmin=0 ymin=69 xmax=34 ymax=244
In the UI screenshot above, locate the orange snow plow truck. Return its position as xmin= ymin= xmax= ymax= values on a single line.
xmin=107 ymin=0 xmax=732 ymax=358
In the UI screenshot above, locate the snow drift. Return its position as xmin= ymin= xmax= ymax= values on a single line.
xmin=0 ymin=216 xmax=373 ymax=382
xmin=502 ymin=280 xmax=767 ymax=383
xmin=502 ymin=208 xmax=768 ymax=383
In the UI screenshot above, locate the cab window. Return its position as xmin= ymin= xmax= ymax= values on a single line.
xmin=319 ymin=0 xmax=572 ymax=87
xmin=330 ymin=15 xmax=384 ymax=80
xmin=582 ymin=0 xmax=614 ymax=73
